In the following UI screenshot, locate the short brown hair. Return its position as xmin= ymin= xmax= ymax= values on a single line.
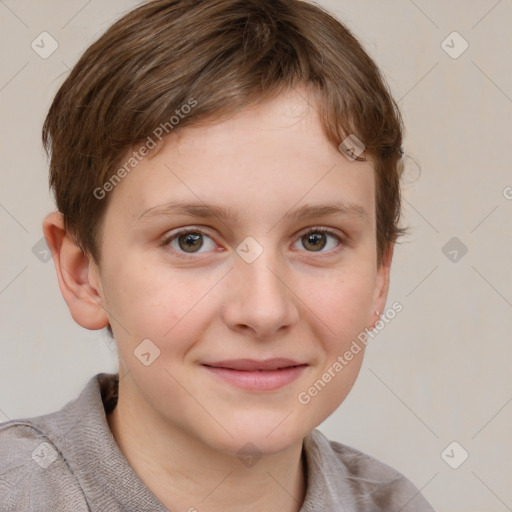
xmin=42 ymin=0 xmax=406 ymax=268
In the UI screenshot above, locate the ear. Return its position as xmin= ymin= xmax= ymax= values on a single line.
xmin=42 ymin=212 xmax=109 ymax=330
xmin=369 ymin=242 xmax=394 ymax=329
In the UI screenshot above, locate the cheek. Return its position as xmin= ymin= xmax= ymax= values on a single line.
xmin=301 ymin=266 xmax=376 ymax=347
xmin=296 ymin=271 xmax=373 ymax=419
xmin=104 ymin=258 xmax=217 ymax=352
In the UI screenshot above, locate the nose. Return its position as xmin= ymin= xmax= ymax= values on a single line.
xmin=221 ymin=248 xmax=300 ymax=339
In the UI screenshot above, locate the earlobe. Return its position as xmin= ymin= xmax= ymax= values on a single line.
xmin=42 ymin=212 xmax=110 ymax=330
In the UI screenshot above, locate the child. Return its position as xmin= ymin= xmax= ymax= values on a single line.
xmin=0 ymin=1 xmax=436 ymax=510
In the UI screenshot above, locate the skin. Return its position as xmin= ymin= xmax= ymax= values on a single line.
xmin=43 ymin=86 xmax=393 ymax=512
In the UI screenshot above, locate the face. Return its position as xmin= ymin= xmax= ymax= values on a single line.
xmin=88 ymin=87 xmax=391 ymax=456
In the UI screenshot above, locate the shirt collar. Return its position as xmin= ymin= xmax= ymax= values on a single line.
xmin=32 ymin=372 xmax=169 ymax=511
xmin=33 ymin=372 xmax=359 ymax=511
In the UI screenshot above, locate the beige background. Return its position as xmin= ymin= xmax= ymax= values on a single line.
xmin=1 ymin=1 xmax=511 ymax=510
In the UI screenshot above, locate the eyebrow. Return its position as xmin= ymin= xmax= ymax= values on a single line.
xmin=137 ymin=200 xmax=368 ymax=225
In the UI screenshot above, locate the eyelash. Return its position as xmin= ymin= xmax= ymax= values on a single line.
xmin=160 ymin=226 xmax=346 ymax=259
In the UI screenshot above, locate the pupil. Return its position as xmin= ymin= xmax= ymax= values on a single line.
xmin=179 ymin=233 xmax=203 ymax=253
xmin=305 ymin=232 xmax=326 ymax=251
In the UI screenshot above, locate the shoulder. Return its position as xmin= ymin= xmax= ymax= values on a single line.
xmin=0 ymin=417 xmax=90 ymax=511
xmin=304 ymin=429 xmax=436 ymax=512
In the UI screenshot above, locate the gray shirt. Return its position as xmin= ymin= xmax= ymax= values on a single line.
xmin=0 ymin=373 xmax=435 ymax=511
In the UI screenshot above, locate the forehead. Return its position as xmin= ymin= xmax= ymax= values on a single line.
xmin=106 ymin=88 xmax=376 ymax=226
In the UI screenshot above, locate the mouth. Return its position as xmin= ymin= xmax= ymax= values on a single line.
xmin=201 ymin=358 xmax=308 ymax=391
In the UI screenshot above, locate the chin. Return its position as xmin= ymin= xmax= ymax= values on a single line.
xmin=202 ymin=415 xmax=311 ymax=459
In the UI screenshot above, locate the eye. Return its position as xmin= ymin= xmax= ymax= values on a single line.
xmin=161 ymin=228 xmax=216 ymax=257
xmin=161 ymin=226 xmax=345 ymax=259
xmin=293 ymin=227 xmax=344 ymax=253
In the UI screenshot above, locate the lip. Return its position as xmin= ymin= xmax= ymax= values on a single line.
xmin=202 ymin=358 xmax=303 ymax=371
xmin=201 ymin=358 xmax=308 ymax=391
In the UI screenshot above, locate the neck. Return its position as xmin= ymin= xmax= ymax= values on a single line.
xmin=106 ymin=379 xmax=307 ymax=512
